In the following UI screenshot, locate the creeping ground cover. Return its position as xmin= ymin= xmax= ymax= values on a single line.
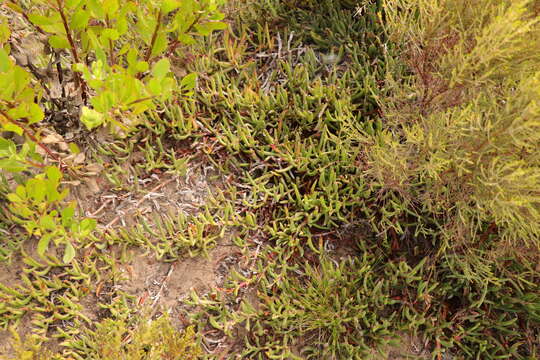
xmin=0 ymin=0 xmax=539 ymax=359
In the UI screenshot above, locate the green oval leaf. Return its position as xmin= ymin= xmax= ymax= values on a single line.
xmin=0 ymin=47 xmax=11 ymax=72
xmin=37 ymin=233 xmax=53 ymax=257
xmin=48 ymin=35 xmax=71 ymax=49
xmin=151 ymin=58 xmax=170 ymax=80
xmin=81 ymin=107 xmax=105 ymax=130
xmin=63 ymin=242 xmax=76 ymax=263
xmin=46 ymin=166 xmax=62 ymax=184
xmin=180 ymin=72 xmax=197 ymax=90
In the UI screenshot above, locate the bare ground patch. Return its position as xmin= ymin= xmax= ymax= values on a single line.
xmin=0 ymin=159 xmax=240 ymax=357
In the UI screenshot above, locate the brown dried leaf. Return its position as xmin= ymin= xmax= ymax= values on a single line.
xmin=84 ymin=177 xmax=101 ymax=194
xmin=73 ymin=152 xmax=86 ymax=165
xmin=41 ymin=133 xmax=64 ymax=144
xmin=85 ymin=163 xmax=104 ymax=174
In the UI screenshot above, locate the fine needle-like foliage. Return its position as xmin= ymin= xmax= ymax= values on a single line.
xmin=365 ymin=0 xmax=540 ymax=258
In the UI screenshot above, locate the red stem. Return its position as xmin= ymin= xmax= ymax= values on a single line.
xmin=164 ymin=14 xmax=203 ymax=58
xmin=0 ymin=109 xmax=65 ymax=170
xmin=144 ymin=10 xmax=163 ymax=63
xmin=55 ymin=0 xmax=79 ymax=63
xmin=9 ymin=1 xmax=47 ymax=35
xmin=55 ymin=0 xmax=88 ymax=102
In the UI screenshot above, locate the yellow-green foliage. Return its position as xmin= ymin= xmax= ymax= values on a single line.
xmin=8 ymin=314 xmax=201 ymax=360
xmin=364 ymin=0 xmax=540 ymax=255
xmin=83 ymin=316 xmax=201 ymax=360
xmin=7 ymin=332 xmax=55 ymax=360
